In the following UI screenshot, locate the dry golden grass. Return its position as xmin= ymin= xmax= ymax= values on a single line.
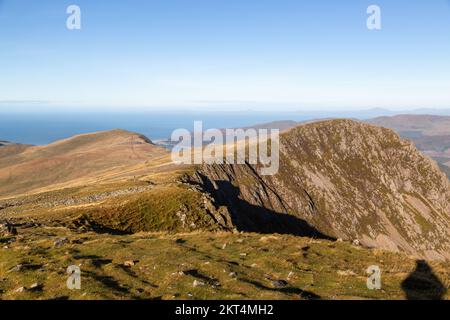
xmin=0 ymin=130 xmax=171 ymax=198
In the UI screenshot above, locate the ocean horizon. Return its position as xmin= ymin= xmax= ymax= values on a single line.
xmin=2 ymin=108 xmax=450 ymax=145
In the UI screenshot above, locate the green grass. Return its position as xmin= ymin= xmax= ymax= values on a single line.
xmin=0 ymin=226 xmax=448 ymax=300
xmin=0 ymin=175 xmax=220 ymax=235
xmin=62 ymin=184 xmax=219 ymax=234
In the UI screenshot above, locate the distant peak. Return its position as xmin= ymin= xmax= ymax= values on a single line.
xmin=48 ymin=129 xmax=154 ymax=147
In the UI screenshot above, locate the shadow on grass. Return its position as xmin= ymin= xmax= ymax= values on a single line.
xmin=401 ymin=260 xmax=447 ymax=300
xmin=73 ymin=254 xmax=113 ymax=268
xmin=85 ymin=270 xmax=131 ymax=294
xmin=184 ymin=269 xmax=219 ymax=286
xmin=242 ymin=278 xmax=321 ymax=300
xmin=116 ymin=264 xmax=158 ymax=288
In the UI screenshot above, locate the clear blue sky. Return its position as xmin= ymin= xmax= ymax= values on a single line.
xmin=0 ymin=0 xmax=449 ymax=112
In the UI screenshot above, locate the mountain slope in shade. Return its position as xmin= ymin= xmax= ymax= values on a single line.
xmin=0 ymin=130 xmax=169 ymax=197
xmin=191 ymin=119 xmax=450 ymax=260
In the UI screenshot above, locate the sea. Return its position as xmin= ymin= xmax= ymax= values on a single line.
xmin=0 ymin=108 xmax=437 ymax=146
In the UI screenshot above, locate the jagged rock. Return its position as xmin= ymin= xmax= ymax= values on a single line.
xmin=7 ymin=225 xmax=17 ymax=236
xmin=193 ymin=280 xmax=205 ymax=287
xmin=135 ymin=288 xmax=145 ymax=294
xmin=42 ymin=186 xmax=154 ymax=208
xmin=272 ymin=280 xmax=289 ymax=288
xmin=53 ymin=237 xmax=68 ymax=248
xmin=124 ymin=260 xmax=137 ymax=267
xmin=10 ymin=264 xmax=23 ymax=272
xmin=190 ymin=120 xmax=450 ymax=260
xmin=29 ymin=283 xmax=43 ymax=292
xmin=71 ymin=238 xmax=85 ymax=244
xmin=14 ymin=287 xmax=26 ymax=293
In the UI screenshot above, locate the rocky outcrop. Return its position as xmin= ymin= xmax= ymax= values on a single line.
xmin=190 ymin=119 xmax=450 ymax=260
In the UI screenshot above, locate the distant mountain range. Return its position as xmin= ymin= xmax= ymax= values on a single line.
xmin=367 ymin=115 xmax=450 ymax=178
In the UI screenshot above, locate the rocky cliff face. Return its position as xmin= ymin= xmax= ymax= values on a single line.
xmin=190 ymin=119 xmax=450 ymax=260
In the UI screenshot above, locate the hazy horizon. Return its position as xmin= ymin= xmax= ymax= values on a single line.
xmin=3 ymin=108 xmax=450 ymax=146
xmin=1 ymin=0 xmax=450 ymax=112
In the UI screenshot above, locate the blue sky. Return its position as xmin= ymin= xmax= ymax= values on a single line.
xmin=0 ymin=0 xmax=449 ymax=112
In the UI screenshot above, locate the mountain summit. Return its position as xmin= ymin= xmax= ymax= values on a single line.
xmin=192 ymin=119 xmax=450 ymax=260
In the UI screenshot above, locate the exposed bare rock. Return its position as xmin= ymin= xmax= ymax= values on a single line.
xmin=190 ymin=119 xmax=450 ymax=260
xmin=53 ymin=237 xmax=69 ymax=248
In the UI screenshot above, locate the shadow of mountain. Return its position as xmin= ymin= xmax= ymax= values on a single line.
xmin=198 ymin=175 xmax=334 ymax=240
xmin=401 ymin=260 xmax=447 ymax=300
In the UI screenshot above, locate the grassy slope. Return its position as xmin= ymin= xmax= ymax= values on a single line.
xmin=1 ymin=226 xmax=448 ymax=300
xmin=0 ymin=169 xmax=216 ymax=235
xmin=0 ymin=130 xmax=170 ymax=198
